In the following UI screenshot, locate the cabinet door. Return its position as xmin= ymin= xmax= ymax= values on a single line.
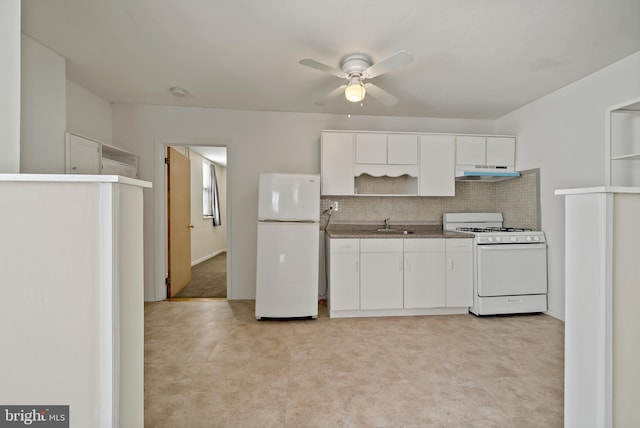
xmin=66 ymin=133 xmax=101 ymax=174
xmin=328 ymin=239 xmax=360 ymax=312
xmin=387 ymin=134 xmax=418 ymax=165
xmin=486 ymin=137 xmax=515 ymax=167
xmin=355 ymin=133 xmax=387 ymax=164
xmin=360 ymin=252 xmax=404 ymax=309
xmin=404 ymin=252 xmax=446 ymax=308
xmin=419 ymin=135 xmax=455 ymax=196
xmin=445 ymin=239 xmax=473 ymax=307
xmin=321 ymin=132 xmax=354 ymax=195
xmin=329 ymin=252 xmax=360 ymax=311
xmin=456 ymin=136 xmax=485 ymax=165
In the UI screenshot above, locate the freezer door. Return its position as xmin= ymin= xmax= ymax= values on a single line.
xmin=255 ymin=222 xmax=319 ymax=318
xmin=258 ymin=173 xmax=320 ymax=221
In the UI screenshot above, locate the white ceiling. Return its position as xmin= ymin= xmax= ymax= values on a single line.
xmin=22 ymin=0 xmax=640 ymax=119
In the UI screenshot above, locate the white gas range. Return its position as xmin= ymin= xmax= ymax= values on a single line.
xmin=444 ymin=213 xmax=548 ymax=316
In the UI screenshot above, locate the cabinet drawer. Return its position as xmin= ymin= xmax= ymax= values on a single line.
xmin=446 ymin=239 xmax=473 ymax=252
xmin=404 ymin=238 xmax=445 ymax=252
xmin=330 ymin=239 xmax=359 ymax=253
xmin=360 ymin=238 xmax=403 ymax=252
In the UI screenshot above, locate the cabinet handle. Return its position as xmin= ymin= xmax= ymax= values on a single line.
xmin=447 ymin=259 xmax=453 ymax=270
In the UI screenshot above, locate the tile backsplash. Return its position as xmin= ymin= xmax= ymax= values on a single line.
xmin=321 ymin=169 xmax=540 ymax=229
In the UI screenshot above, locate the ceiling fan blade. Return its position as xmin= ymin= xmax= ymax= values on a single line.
xmin=314 ymin=85 xmax=347 ymax=106
xmin=299 ymin=58 xmax=347 ymax=78
xmin=364 ymin=83 xmax=399 ymax=106
xmin=364 ymin=51 xmax=414 ymax=78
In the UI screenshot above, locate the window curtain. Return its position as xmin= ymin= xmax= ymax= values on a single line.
xmin=206 ymin=163 xmax=221 ymax=226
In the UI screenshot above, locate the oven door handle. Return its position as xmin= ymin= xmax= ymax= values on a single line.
xmin=477 ymin=243 xmax=547 ymax=250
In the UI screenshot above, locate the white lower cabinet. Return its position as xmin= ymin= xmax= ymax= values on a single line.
xmin=327 ymin=238 xmax=360 ymax=311
xmin=445 ymin=239 xmax=473 ymax=307
xmin=404 ymin=239 xmax=446 ymax=308
xmin=327 ymin=236 xmax=472 ymax=317
xmin=360 ymin=239 xmax=404 ymax=310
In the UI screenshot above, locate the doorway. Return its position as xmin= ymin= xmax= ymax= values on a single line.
xmin=153 ymin=139 xmax=230 ymax=302
xmin=171 ymin=146 xmax=228 ymax=299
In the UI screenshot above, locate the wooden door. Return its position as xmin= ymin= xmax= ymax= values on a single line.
xmin=167 ymin=147 xmax=191 ymax=297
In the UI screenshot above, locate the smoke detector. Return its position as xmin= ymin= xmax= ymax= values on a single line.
xmin=169 ymin=87 xmax=188 ymax=97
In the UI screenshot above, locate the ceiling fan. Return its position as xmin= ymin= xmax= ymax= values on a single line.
xmin=299 ymin=51 xmax=413 ymax=106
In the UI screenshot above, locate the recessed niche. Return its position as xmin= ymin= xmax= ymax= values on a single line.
xmin=354 ymin=174 xmax=418 ymax=195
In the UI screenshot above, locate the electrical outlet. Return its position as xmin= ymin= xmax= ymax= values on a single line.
xmin=321 ymin=199 xmax=331 ymax=211
xmin=330 ymin=201 xmax=339 ymax=211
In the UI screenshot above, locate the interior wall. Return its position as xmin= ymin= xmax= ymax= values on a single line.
xmin=189 ymin=150 xmax=227 ymax=264
xmin=66 ymin=80 xmax=113 ymax=145
xmin=111 ymin=105 xmax=494 ymax=300
xmin=495 ymin=50 xmax=640 ymax=321
xmin=0 ymin=0 xmax=21 ymax=173
xmin=20 ymin=34 xmax=66 ymax=173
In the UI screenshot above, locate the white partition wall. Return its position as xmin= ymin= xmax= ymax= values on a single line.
xmin=556 ymin=186 xmax=640 ymax=428
xmin=0 ymin=174 xmax=151 ymax=428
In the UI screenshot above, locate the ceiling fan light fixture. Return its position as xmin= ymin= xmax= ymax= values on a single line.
xmin=345 ymin=76 xmax=366 ymax=102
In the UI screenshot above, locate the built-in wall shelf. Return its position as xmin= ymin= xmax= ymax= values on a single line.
xmin=609 ymin=102 xmax=640 ymax=186
xmin=65 ymin=132 xmax=139 ymax=179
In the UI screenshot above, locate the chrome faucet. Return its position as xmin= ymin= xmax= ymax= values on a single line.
xmin=384 ymin=217 xmax=390 ymax=229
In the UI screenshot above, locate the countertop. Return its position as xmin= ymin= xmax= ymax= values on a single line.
xmin=324 ymin=223 xmax=473 ymax=239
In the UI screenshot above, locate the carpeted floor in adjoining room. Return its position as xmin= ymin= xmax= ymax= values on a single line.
xmin=173 ymin=252 xmax=227 ymax=298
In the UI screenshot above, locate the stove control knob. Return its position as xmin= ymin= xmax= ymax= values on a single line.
xmin=510 ymin=236 xmax=517 ymax=242
xmin=526 ymin=236 xmax=532 ymax=241
xmin=487 ymin=237 xmax=493 ymax=242
xmin=495 ymin=237 xmax=502 ymax=242
xmin=534 ymin=236 xmax=540 ymax=241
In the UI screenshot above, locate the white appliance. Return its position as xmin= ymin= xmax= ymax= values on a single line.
xmin=444 ymin=213 xmax=547 ymax=315
xmin=255 ymin=173 xmax=320 ymax=319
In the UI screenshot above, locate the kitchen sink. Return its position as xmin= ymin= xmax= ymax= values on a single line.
xmin=375 ymin=229 xmax=414 ymax=234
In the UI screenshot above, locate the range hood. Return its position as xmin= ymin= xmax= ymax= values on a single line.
xmin=455 ymin=165 xmax=520 ymax=182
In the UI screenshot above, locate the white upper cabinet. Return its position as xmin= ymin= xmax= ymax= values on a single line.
xmin=456 ymin=136 xmax=486 ymax=165
xmin=387 ymin=134 xmax=418 ymax=165
xmin=321 ymin=132 xmax=354 ymax=195
xmin=486 ymin=137 xmax=516 ymax=166
xmin=355 ymin=133 xmax=387 ymax=164
xmin=355 ymin=133 xmax=418 ymax=165
xmin=418 ymin=134 xmax=455 ymax=196
xmin=65 ymin=133 xmax=101 ymax=174
xmin=65 ymin=132 xmax=139 ymax=178
xmin=321 ymin=130 xmax=516 ymax=196
xmin=456 ymin=136 xmax=515 ymax=167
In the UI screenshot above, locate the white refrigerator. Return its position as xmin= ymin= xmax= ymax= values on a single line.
xmin=255 ymin=173 xmax=320 ymax=319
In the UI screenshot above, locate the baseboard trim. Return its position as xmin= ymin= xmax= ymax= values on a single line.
xmin=191 ymin=249 xmax=227 ymax=266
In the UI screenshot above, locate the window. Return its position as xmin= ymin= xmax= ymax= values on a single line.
xmin=202 ymin=160 xmax=221 ymax=225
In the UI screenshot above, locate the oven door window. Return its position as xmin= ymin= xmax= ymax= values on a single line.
xmin=476 ymin=244 xmax=547 ymax=297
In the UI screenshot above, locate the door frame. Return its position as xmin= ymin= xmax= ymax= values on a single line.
xmin=153 ymin=138 xmax=232 ymax=301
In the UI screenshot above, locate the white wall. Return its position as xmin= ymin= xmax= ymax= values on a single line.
xmin=0 ymin=0 xmax=21 ymax=173
xmin=66 ymin=80 xmax=113 ymax=145
xmin=495 ymin=51 xmax=640 ymax=320
xmin=112 ymin=104 xmax=494 ymax=300
xmin=189 ymin=151 xmax=227 ymax=264
xmin=20 ymin=34 xmax=66 ymax=173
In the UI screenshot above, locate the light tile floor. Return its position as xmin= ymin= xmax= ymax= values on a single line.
xmin=144 ymin=300 xmax=564 ymax=427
